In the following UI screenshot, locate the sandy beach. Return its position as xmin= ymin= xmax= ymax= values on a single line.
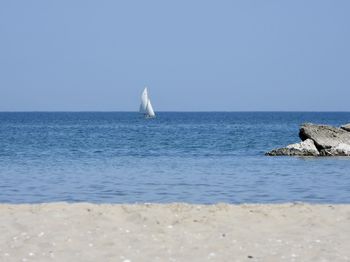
xmin=0 ymin=203 xmax=349 ymax=262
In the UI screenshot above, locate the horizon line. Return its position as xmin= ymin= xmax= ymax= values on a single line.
xmin=0 ymin=110 xmax=349 ymax=113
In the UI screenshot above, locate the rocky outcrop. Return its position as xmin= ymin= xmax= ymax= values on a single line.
xmin=267 ymin=123 xmax=350 ymax=157
xmin=299 ymin=123 xmax=350 ymax=149
xmin=266 ymin=139 xmax=319 ymax=156
xmin=341 ymin=123 xmax=350 ymax=132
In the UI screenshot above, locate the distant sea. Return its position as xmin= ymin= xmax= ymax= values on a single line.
xmin=0 ymin=112 xmax=349 ymax=204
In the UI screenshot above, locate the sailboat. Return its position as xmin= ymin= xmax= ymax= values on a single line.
xmin=139 ymin=87 xmax=156 ymax=118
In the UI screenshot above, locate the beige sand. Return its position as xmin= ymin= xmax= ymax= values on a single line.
xmin=0 ymin=203 xmax=349 ymax=262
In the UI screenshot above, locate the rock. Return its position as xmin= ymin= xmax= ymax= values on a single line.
xmin=299 ymin=123 xmax=350 ymax=149
xmin=267 ymin=123 xmax=350 ymax=157
xmin=341 ymin=123 xmax=350 ymax=132
xmin=266 ymin=139 xmax=319 ymax=156
xmin=319 ymin=143 xmax=350 ymax=156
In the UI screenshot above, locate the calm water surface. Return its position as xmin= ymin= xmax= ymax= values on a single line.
xmin=0 ymin=112 xmax=349 ymax=204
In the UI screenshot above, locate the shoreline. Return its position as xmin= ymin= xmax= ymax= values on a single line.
xmin=1 ymin=202 xmax=349 ymax=261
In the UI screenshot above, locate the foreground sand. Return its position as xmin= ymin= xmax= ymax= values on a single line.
xmin=0 ymin=203 xmax=349 ymax=262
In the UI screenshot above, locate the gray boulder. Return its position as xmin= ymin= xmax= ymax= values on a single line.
xmin=299 ymin=123 xmax=350 ymax=149
xmin=320 ymin=143 xmax=350 ymax=156
xmin=266 ymin=139 xmax=319 ymax=156
xmin=341 ymin=123 xmax=350 ymax=132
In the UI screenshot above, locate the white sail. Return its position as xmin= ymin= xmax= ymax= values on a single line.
xmin=146 ymin=99 xmax=155 ymax=117
xmin=139 ymin=87 xmax=148 ymax=113
xmin=139 ymin=87 xmax=156 ymax=118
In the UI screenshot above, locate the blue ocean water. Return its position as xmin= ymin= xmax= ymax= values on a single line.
xmin=0 ymin=112 xmax=349 ymax=204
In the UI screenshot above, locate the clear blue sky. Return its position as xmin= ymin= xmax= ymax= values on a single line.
xmin=0 ymin=1 xmax=349 ymax=111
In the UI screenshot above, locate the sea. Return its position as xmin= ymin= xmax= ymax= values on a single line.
xmin=0 ymin=112 xmax=349 ymax=204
